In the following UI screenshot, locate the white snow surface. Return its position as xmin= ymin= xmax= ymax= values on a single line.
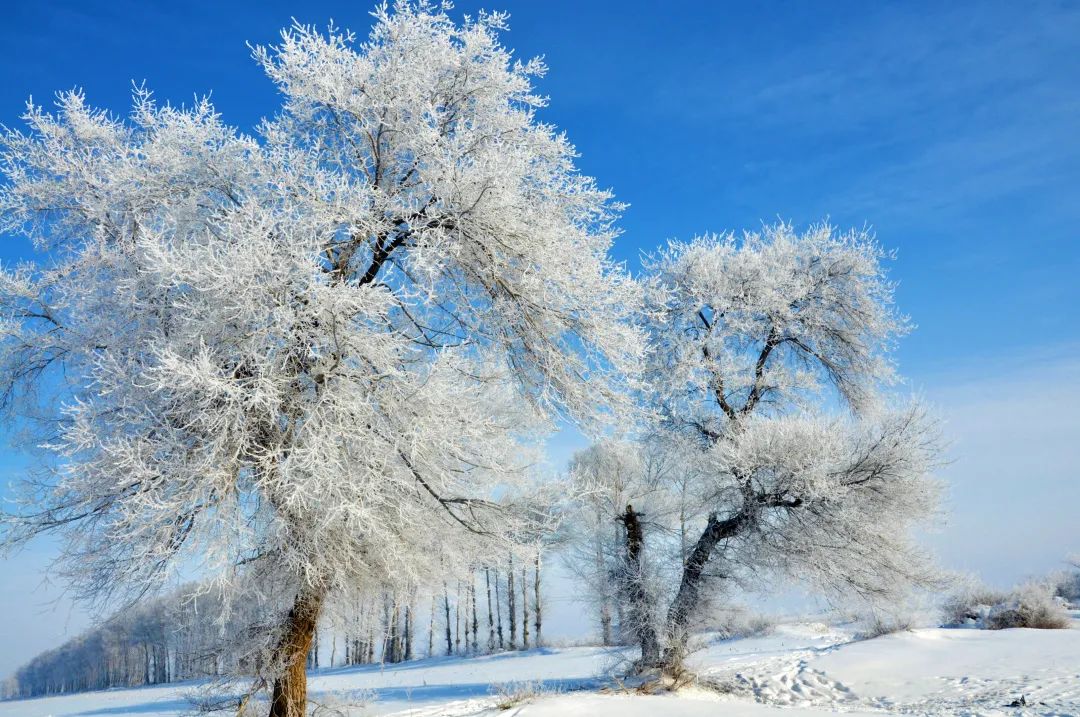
xmin=3 ymin=616 xmax=1078 ymax=717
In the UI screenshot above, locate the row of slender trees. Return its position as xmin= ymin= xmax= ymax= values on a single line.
xmin=2 ymin=585 xmax=255 ymax=699
xmin=4 ymin=559 xmax=547 ymax=699
xmin=330 ymin=558 xmax=545 ymax=668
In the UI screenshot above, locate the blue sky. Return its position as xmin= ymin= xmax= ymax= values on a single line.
xmin=1 ymin=0 xmax=1078 ymax=676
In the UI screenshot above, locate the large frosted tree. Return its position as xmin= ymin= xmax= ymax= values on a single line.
xmin=641 ymin=223 xmax=941 ymax=672
xmin=0 ymin=4 xmax=641 ymax=714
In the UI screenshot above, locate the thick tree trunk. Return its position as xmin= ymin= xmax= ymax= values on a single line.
xmin=662 ymin=510 xmax=748 ymax=672
xmin=268 ymin=583 xmax=325 ymax=717
xmin=619 ymin=504 xmax=660 ymax=668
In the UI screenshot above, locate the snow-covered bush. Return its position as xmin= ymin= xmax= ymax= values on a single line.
xmin=944 ymin=582 xmax=1068 ymax=630
xmin=1052 ymin=567 xmax=1080 ymax=605
xmin=307 ymin=690 xmax=375 ymax=717
xmin=986 ymin=584 xmax=1070 ymax=630
xmin=702 ymin=607 xmax=775 ymax=640
xmin=855 ymin=613 xmax=915 ymax=640
xmin=491 ymin=680 xmax=557 ymax=710
xmin=942 ymin=584 xmax=1009 ymax=627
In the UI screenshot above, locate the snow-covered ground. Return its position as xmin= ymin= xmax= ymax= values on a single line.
xmin=690 ymin=619 xmax=1080 ymax=716
xmin=3 ymin=616 xmax=1078 ymax=717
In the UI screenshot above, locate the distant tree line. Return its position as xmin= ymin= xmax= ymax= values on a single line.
xmin=3 ymin=584 xmax=259 ymax=699
xmin=4 ymin=557 xmax=546 ymax=700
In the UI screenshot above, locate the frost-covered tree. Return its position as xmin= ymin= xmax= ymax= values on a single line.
xmin=564 ymin=441 xmax=647 ymax=647
xmin=642 ymin=223 xmax=940 ymax=672
xmin=0 ymin=4 xmax=642 ymax=714
xmin=562 ymin=439 xmax=693 ymax=662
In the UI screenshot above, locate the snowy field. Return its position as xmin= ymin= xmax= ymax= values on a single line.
xmin=3 ymin=615 xmax=1078 ymax=717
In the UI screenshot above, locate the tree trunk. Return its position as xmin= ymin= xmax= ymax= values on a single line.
xmin=662 ymin=510 xmax=747 ymax=672
xmin=619 ymin=504 xmax=660 ymax=668
xmin=533 ymin=554 xmax=543 ymax=647
xmin=382 ymin=596 xmax=397 ymax=663
xmin=443 ymin=585 xmax=453 ymax=656
xmin=404 ymin=603 xmax=413 ymax=661
xmin=507 ymin=556 xmax=517 ymax=648
xmin=428 ymin=594 xmax=436 ymax=658
xmin=392 ymin=601 xmax=403 ymax=663
xmin=494 ymin=568 xmax=505 ymax=649
xmin=268 ymin=583 xmax=325 ymax=717
xmin=455 ymin=581 xmax=462 ymax=654
xmin=600 ymin=602 xmax=613 ymax=646
xmin=595 ymin=528 xmax=614 ymax=646
xmin=520 ymin=564 xmax=529 ymax=649
xmin=470 ymin=576 xmax=479 ymax=653
xmin=485 ymin=568 xmax=496 ymax=651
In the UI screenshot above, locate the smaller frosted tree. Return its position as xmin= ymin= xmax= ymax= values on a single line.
xmin=563 ymin=438 xmax=706 ymax=665
xmin=563 ymin=442 xmax=651 ymax=650
xmin=642 ymin=223 xmax=941 ymax=672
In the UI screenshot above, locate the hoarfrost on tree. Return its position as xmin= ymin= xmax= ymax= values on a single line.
xmin=0 ymin=2 xmax=643 ymax=713
xmin=630 ymin=223 xmax=942 ymax=671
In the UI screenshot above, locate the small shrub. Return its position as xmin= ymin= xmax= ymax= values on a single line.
xmin=855 ymin=613 xmax=914 ymax=640
xmin=738 ymin=615 xmax=777 ymax=639
xmin=187 ymin=689 xmax=265 ymax=716
xmin=490 ymin=680 xmax=555 ymax=710
xmin=706 ymin=607 xmax=776 ymax=640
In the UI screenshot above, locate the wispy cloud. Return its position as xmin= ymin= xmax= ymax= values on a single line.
xmin=643 ymin=2 xmax=1080 ymax=230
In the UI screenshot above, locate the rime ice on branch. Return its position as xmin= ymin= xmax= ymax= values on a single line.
xmin=0 ymin=3 xmax=643 ymax=714
xmin=633 ymin=224 xmax=942 ymax=672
